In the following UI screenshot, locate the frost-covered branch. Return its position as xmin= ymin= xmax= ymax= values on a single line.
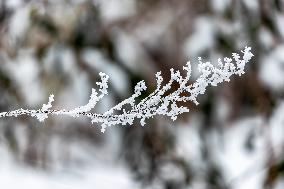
xmin=0 ymin=47 xmax=253 ymax=133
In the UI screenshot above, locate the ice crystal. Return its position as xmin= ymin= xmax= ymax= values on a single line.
xmin=0 ymin=47 xmax=254 ymax=133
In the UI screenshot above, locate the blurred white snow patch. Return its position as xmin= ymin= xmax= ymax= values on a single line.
xmin=9 ymin=5 xmax=30 ymax=42
xmin=48 ymin=131 xmax=121 ymax=172
xmin=99 ymin=126 xmax=122 ymax=161
xmin=242 ymin=0 xmax=259 ymax=12
xmin=5 ymin=51 xmax=44 ymax=106
xmin=43 ymin=46 xmax=77 ymax=74
xmin=276 ymin=13 xmax=284 ymax=39
xmin=159 ymin=162 xmax=186 ymax=183
xmin=49 ymin=4 xmax=77 ymax=35
xmin=183 ymin=17 xmax=215 ymax=58
xmin=114 ymin=31 xmax=150 ymax=74
xmin=97 ymin=0 xmax=136 ymax=23
xmin=43 ymin=46 xmax=97 ymax=115
xmin=230 ymin=170 xmax=266 ymax=189
xmin=176 ymin=114 xmax=203 ymax=169
xmin=57 ymin=71 xmax=90 ymax=110
xmin=0 ymin=163 xmax=137 ymax=189
xmin=259 ymin=45 xmax=284 ymax=92
xmin=214 ymin=97 xmax=231 ymax=123
xmin=213 ymin=116 xmax=266 ymax=189
xmin=0 ymin=132 xmax=136 ymax=189
xmin=258 ymin=27 xmax=275 ymax=50
xmin=210 ymin=0 xmax=231 ymax=13
xmin=269 ymin=100 xmax=284 ymax=157
xmin=96 ymin=93 xmax=115 ymax=114
xmin=0 ymin=134 xmax=14 ymax=165
xmin=68 ymin=0 xmax=89 ymax=5
xmin=5 ymin=0 xmax=24 ymax=9
xmin=183 ymin=17 xmax=216 ymax=79
xmin=72 ymin=72 xmax=91 ymax=106
xmin=274 ymin=179 xmax=284 ymax=189
xmin=135 ymin=8 xmax=173 ymax=48
xmin=12 ymin=122 xmax=29 ymax=160
xmin=0 ymin=168 xmax=79 ymax=189
xmin=82 ymin=48 xmax=130 ymax=96
xmin=81 ymin=164 xmax=138 ymax=189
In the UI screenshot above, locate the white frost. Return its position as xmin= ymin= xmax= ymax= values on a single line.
xmin=0 ymin=47 xmax=254 ymax=133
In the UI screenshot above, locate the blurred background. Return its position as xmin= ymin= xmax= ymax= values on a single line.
xmin=0 ymin=0 xmax=283 ymax=188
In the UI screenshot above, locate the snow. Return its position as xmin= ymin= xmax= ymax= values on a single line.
xmin=97 ymin=0 xmax=137 ymax=23
xmin=0 ymin=150 xmax=137 ymax=189
xmin=175 ymin=114 xmax=203 ymax=168
xmin=0 ymin=124 xmax=136 ymax=189
xmin=214 ymin=116 xmax=266 ymax=189
xmin=176 ymin=114 xmax=269 ymax=189
xmin=276 ymin=13 xmax=284 ymax=39
xmin=210 ymin=0 xmax=231 ymax=13
xmin=242 ymin=0 xmax=259 ymax=12
xmin=114 ymin=31 xmax=150 ymax=74
xmin=9 ymin=4 xmax=30 ymax=41
xmin=258 ymin=27 xmax=275 ymax=50
xmin=82 ymin=48 xmax=130 ymax=96
xmin=4 ymin=51 xmax=45 ymax=106
xmin=274 ymin=179 xmax=284 ymax=189
xmin=5 ymin=0 xmax=23 ymax=9
xmin=259 ymin=45 xmax=284 ymax=92
xmin=183 ymin=17 xmax=216 ymax=58
xmin=268 ymin=100 xmax=284 ymax=157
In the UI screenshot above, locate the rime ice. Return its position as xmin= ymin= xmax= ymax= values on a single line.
xmin=0 ymin=47 xmax=253 ymax=133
